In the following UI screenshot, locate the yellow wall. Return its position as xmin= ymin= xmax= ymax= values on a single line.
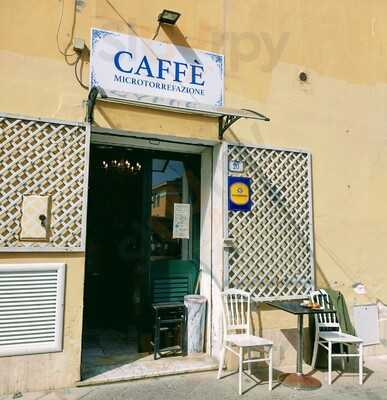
xmin=1 ymin=0 xmax=387 ymax=391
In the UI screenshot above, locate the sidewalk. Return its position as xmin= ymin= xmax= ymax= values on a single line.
xmin=1 ymin=355 xmax=387 ymax=400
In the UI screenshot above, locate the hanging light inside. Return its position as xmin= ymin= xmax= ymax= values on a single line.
xmin=100 ymin=159 xmax=142 ymax=174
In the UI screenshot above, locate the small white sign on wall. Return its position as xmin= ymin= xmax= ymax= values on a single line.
xmin=90 ymin=28 xmax=224 ymax=107
xmin=173 ymin=203 xmax=191 ymax=239
xmin=228 ymin=160 xmax=244 ymax=173
xmin=353 ymin=304 xmax=380 ymax=345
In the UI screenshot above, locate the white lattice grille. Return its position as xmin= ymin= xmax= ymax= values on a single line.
xmin=0 ymin=114 xmax=88 ymax=250
xmin=226 ymin=145 xmax=314 ymax=300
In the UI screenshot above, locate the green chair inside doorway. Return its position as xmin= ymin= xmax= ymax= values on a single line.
xmin=149 ymin=259 xmax=198 ymax=358
xmin=150 ymin=259 xmax=199 ymax=303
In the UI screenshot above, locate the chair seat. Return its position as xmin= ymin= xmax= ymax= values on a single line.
xmin=226 ymin=334 xmax=273 ymax=348
xmin=320 ymin=331 xmax=362 ymax=343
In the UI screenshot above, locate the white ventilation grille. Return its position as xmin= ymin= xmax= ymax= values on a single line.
xmin=0 ymin=263 xmax=65 ymax=356
xmin=226 ymin=144 xmax=315 ymax=301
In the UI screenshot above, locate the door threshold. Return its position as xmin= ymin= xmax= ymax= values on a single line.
xmin=77 ymin=353 xmax=218 ymax=387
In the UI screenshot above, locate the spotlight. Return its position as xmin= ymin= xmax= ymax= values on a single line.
xmin=158 ymin=9 xmax=181 ymax=25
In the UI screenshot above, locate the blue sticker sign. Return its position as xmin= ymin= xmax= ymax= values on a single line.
xmin=228 ymin=176 xmax=252 ymax=212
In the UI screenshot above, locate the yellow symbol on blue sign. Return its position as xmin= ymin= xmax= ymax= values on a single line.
xmin=230 ymin=182 xmax=249 ymax=205
xmin=228 ymin=176 xmax=252 ymax=211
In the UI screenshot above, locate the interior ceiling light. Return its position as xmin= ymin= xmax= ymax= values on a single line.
xmin=158 ymin=9 xmax=181 ymax=25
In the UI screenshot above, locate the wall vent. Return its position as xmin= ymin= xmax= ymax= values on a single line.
xmin=0 ymin=263 xmax=65 ymax=356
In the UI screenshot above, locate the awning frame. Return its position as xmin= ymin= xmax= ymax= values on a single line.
xmin=86 ymin=86 xmax=270 ymax=140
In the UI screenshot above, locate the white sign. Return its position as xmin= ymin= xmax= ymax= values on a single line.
xmin=173 ymin=203 xmax=191 ymax=239
xmin=229 ymin=160 xmax=244 ymax=173
xmin=90 ymin=28 xmax=224 ymax=106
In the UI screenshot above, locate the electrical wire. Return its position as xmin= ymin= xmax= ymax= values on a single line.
xmin=152 ymin=23 xmax=161 ymax=40
xmin=56 ymin=0 xmax=77 ymax=57
xmin=56 ymin=1 xmax=87 ymax=89
xmin=105 ymin=0 xmax=137 ymax=35
xmin=74 ymin=53 xmax=89 ymax=90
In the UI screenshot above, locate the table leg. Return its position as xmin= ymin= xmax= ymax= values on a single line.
xmin=279 ymin=313 xmax=321 ymax=390
xmin=297 ymin=314 xmax=304 ymax=374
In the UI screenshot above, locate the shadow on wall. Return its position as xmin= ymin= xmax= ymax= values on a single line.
xmin=280 ymin=327 xmax=312 ymax=365
xmin=315 ymin=261 xmax=330 ymax=289
xmin=161 ymin=24 xmax=193 ymax=50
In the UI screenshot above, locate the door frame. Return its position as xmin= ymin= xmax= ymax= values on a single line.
xmin=89 ymin=127 xmax=223 ymax=357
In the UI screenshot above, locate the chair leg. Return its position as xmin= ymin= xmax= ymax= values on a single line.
xmin=248 ymin=349 xmax=252 ymax=375
xmin=340 ymin=343 xmax=345 ymax=371
xmin=311 ymin=329 xmax=319 ymax=369
xmin=268 ymin=346 xmax=273 ymax=391
xmin=217 ymin=346 xmax=226 ymax=379
xmin=359 ymin=343 xmax=363 ymax=385
xmin=154 ymin=316 xmax=160 ymax=360
xmin=328 ymin=342 xmax=332 ymax=385
xmin=239 ymin=347 xmax=243 ymax=395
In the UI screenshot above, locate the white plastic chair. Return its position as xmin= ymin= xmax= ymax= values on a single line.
xmin=217 ymin=289 xmax=273 ymax=395
xmin=310 ymin=289 xmax=363 ymax=384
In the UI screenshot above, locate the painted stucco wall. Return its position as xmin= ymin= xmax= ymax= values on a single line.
xmin=1 ymin=0 xmax=387 ymax=392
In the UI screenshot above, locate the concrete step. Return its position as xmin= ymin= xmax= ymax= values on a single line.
xmin=78 ymin=353 xmax=218 ymax=387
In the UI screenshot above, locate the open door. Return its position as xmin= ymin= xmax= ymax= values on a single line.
xmin=148 ymin=154 xmax=201 ymax=306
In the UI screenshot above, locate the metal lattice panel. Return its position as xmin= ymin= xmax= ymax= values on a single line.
xmin=226 ymin=144 xmax=314 ymax=301
xmin=0 ymin=114 xmax=88 ymax=251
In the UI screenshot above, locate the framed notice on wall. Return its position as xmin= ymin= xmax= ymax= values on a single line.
xmin=173 ymin=203 xmax=191 ymax=239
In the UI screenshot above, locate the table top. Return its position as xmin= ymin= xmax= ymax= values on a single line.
xmin=266 ymin=301 xmax=336 ymax=315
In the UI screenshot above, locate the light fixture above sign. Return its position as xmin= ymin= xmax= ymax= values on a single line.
xmin=158 ymin=9 xmax=181 ymax=25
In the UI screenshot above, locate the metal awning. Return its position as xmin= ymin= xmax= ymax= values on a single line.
xmin=86 ymin=86 xmax=270 ymax=140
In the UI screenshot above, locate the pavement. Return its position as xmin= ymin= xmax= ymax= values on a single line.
xmin=2 ymin=355 xmax=387 ymax=400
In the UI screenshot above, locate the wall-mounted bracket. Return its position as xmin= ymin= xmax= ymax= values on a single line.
xmin=219 ymin=109 xmax=270 ymax=140
xmin=86 ymin=86 xmax=106 ymax=123
xmin=86 ymin=86 xmax=270 ymax=138
xmin=219 ymin=115 xmax=242 ymax=140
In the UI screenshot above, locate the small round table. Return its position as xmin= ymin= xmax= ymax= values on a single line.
xmin=266 ymin=301 xmax=335 ymax=390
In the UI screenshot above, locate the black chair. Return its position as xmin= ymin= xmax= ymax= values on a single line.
xmin=151 ymin=302 xmax=187 ymax=360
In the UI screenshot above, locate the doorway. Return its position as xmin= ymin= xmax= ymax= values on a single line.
xmin=81 ymin=140 xmax=204 ymax=380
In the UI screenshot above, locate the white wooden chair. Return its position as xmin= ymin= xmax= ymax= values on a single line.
xmin=310 ymin=289 xmax=363 ymax=384
xmin=217 ymin=289 xmax=273 ymax=395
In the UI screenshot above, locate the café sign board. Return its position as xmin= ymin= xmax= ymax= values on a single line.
xmin=90 ymin=28 xmax=224 ymax=106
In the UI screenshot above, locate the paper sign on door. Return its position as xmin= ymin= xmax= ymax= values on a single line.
xmin=173 ymin=203 xmax=191 ymax=239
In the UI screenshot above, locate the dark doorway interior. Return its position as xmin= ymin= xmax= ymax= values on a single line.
xmin=82 ymin=145 xmax=148 ymax=378
xmin=81 ymin=143 xmax=201 ymax=379
xmin=84 ymin=146 xmax=145 ymax=332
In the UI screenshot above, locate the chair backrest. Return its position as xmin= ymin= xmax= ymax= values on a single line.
xmin=152 ymin=276 xmax=190 ymax=303
xmin=310 ymin=289 xmax=341 ymax=332
xmin=150 ymin=260 xmax=198 ymax=304
xmin=220 ymin=288 xmax=251 ymax=337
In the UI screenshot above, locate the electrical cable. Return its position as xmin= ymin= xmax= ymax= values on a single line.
xmin=152 ymin=23 xmax=161 ymax=40
xmin=74 ymin=53 xmax=89 ymax=90
xmin=57 ymin=1 xmax=88 ymax=90
xmin=56 ymin=0 xmax=77 ymax=57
